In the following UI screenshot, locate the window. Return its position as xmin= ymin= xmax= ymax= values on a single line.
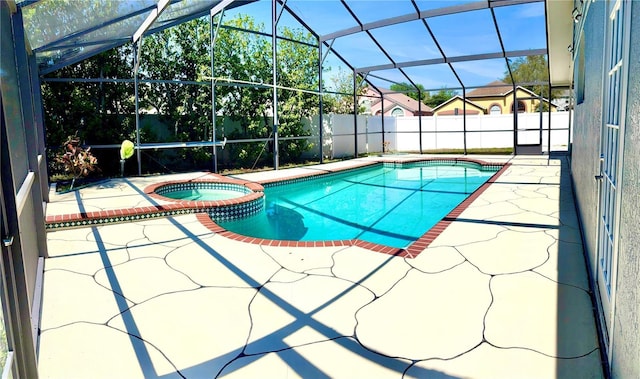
xmin=391 ymin=107 xmax=404 ymax=117
xmin=510 ymin=101 xmax=526 ymax=113
xmin=490 ymin=105 xmax=501 ymax=114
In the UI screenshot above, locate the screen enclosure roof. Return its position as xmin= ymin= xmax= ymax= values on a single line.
xmin=17 ymin=0 xmax=574 ymax=91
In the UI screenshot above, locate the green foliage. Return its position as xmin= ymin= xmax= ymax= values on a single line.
xmin=42 ymin=14 xmax=323 ymax=174
xmin=503 ymin=55 xmax=563 ymax=100
xmin=140 ymin=17 xmax=212 ymax=148
xmin=425 ymin=88 xmax=457 ymax=108
xmin=41 ymin=45 xmax=135 ymax=177
xmin=322 ymin=67 xmax=366 ymax=114
xmin=389 ymin=82 xmax=428 ymax=102
xmin=212 ymin=15 xmax=319 ymax=168
xmin=42 ymin=46 xmax=135 ymax=146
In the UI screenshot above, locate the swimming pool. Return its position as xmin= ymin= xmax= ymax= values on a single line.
xmin=218 ymin=161 xmax=499 ymax=248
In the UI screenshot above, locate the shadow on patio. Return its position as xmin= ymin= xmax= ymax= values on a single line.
xmin=37 ymin=156 xmax=603 ymax=378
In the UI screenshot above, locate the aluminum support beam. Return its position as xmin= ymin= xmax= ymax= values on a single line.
xmin=277 ymin=0 xmax=319 ymax=39
xmin=318 ymin=40 xmax=324 ymax=164
xmin=488 ymin=5 xmax=517 ymax=153
xmin=210 ymin=10 xmax=223 ymax=173
xmin=321 ymin=39 xmax=335 ymax=65
xmin=210 ymin=0 xmax=235 ymax=17
xmin=211 ymin=22 xmax=317 ymax=48
xmin=463 ymin=88 xmax=467 ymax=154
xmin=39 ymin=40 xmax=125 ymax=76
xmin=134 ymin=43 xmax=141 ymax=175
xmin=411 ymin=2 xmax=466 ymax=153
xmin=353 ymin=70 xmax=358 ymax=158
xmin=272 ymin=0 xmax=279 ymax=170
xmin=33 ymin=5 xmax=155 ymax=53
xmin=37 ymin=37 xmax=130 ymax=52
xmin=133 ymin=0 xmax=170 ymax=43
xmin=320 ymin=0 xmax=543 ymax=42
xmin=381 ymin=92 xmax=385 ymax=153
xmin=209 ymin=5 xmax=230 ymax=173
xmin=512 ymin=84 xmax=518 ymax=150
xmin=539 ymin=91 xmax=544 ymax=150
xmin=275 ymin=0 xmax=287 ymax=24
xmin=355 ymin=49 xmax=547 ymax=74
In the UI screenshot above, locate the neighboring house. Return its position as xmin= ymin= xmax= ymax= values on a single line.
xmin=434 ymin=80 xmax=557 ymax=115
xmin=431 ymin=96 xmax=486 ymax=116
xmin=361 ymin=87 xmax=433 ymax=116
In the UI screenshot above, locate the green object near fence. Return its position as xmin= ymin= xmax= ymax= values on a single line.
xmin=120 ymin=140 xmax=134 ymax=160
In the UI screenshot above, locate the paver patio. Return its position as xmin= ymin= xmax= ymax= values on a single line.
xmin=38 ymin=155 xmax=604 ymax=378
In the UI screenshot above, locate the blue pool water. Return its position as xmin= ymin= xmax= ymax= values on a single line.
xmin=218 ymin=163 xmax=497 ymax=248
xmin=163 ymin=188 xmax=243 ymax=201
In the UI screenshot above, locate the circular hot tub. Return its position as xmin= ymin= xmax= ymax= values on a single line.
xmin=146 ymin=179 xmax=265 ymax=222
xmin=156 ymin=182 xmax=250 ymax=201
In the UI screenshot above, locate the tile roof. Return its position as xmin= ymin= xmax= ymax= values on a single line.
xmin=368 ymin=88 xmax=433 ymax=112
xmin=466 ymin=80 xmax=514 ymax=97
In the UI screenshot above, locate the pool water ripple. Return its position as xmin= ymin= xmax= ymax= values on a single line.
xmin=218 ymin=163 xmax=498 ymax=248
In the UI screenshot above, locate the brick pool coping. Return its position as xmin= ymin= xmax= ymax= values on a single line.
xmin=45 ymin=158 xmax=510 ymax=258
xmin=196 ymin=159 xmax=510 ymax=258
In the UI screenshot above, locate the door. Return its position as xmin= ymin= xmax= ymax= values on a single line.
xmin=595 ymin=0 xmax=630 ymax=354
xmin=514 ymin=96 xmax=543 ymax=155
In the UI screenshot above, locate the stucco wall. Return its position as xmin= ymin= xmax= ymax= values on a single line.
xmin=468 ymin=95 xmax=506 ymax=113
xmin=572 ymin=2 xmax=640 ymax=377
xmin=469 ymin=88 xmax=550 ymax=114
xmin=570 ymin=1 xmax=605 ymax=278
xmin=611 ymin=2 xmax=640 ymax=378
xmin=433 ymin=98 xmax=483 ymax=115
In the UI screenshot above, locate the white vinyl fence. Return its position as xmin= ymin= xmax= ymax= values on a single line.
xmin=324 ymin=112 xmax=572 ymax=158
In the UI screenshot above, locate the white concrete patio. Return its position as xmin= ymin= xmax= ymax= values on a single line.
xmin=38 ymin=155 xmax=604 ymax=378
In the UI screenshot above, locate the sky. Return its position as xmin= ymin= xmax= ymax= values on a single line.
xmin=219 ymin=0 xmax=548 ymax=93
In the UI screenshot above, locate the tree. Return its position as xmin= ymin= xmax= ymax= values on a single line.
xmin=425 ymin=88 xmax=457 ymax=108
xmin=41 ymin=45 xmax=135 ymax=177
xmin=41 ymin=14 xmax=325 ymax=174
xmin=274 ymin=27 xmax=322 ymax=163
xmin=389 ymin=82 xmax=428 ymax=102
xmin=210 ymin=15 xmax=321 ymax=168
xmin=503 ymin=55 xmax=563 ymax=101
xmin=322 ymin=67 xmax=366 ymax=114
xmin=140 ymin=17 xmax=212 ymax=142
